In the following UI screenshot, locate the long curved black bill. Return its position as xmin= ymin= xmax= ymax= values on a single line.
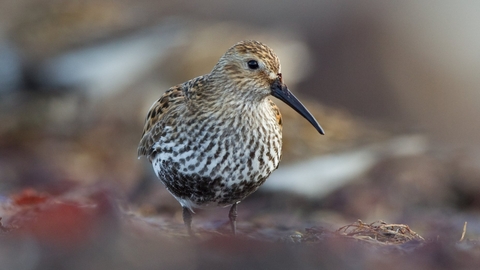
xmin=271 ymin=80 xmax=325 ymax=135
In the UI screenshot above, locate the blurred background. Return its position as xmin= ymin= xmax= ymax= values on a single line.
xmin=1 ymin=0 xmax=480 ymax=268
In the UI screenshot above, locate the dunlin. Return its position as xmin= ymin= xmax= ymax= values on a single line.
xmin=138 ymin=40 xmax=324 ymax=235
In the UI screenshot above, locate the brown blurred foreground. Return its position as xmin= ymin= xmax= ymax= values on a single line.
xmin=1 ymin=183 xmax=479 ymax=270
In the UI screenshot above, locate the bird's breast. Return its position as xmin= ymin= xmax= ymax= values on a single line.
xmin=150 ymin=105 xmax=282 ymax=205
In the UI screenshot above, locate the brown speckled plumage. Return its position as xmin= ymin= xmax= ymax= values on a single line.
xmin=138 ymin=40 xmax=324 ymax=235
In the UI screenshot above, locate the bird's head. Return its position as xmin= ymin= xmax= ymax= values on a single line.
xmin=213 ymin=40 xmax=281 ymax=100
xmin=212 ymin=40 xmax=324 ymax=135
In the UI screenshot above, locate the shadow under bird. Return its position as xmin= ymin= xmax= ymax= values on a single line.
xmin=138 ymin=40 xmax=324 ymax=235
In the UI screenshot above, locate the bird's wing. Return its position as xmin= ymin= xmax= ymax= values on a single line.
xmin=137 ymin=75 xmax=207 ymax=158
xmin=137 ymin=84 xmax=186 ymax=158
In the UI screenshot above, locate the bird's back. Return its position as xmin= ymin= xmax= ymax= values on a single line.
xmin=138 ymin=75 xmax=206 ymax=158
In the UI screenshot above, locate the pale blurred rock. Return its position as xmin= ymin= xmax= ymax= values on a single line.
xmin=0 ymin=40 xmax=22 ymax=93
xmin=265 ymin=134 xmax=428 ymax=197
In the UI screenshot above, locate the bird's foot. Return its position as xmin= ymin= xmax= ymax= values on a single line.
xmin=228 ymin=202 xmax=238 ymax=236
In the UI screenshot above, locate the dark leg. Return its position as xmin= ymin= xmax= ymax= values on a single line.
xmin=183 ymin=207 xmax=193 ymax=236
xmin=228 ymin=202 xmax=238 ymax=235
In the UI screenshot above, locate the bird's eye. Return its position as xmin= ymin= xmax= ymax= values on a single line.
xmin=247 ymin=60 xmax=259 ymax=70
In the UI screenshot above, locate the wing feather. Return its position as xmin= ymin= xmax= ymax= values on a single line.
xmin=137 ymin=85 xmax=185 ymax=157
xmin=137 ymin=75 xmax=207 ymax=158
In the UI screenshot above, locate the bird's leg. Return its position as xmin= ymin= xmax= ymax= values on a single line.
xmin=229 ymin=202 xmax=238 ymax=235
xmin=183 ymin=207 xmax=193 ymax=236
